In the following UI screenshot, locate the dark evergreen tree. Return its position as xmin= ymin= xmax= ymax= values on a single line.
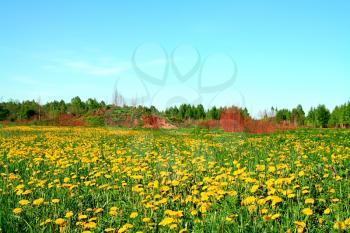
xmin=291 ymin=105 xmax=305 ymax=126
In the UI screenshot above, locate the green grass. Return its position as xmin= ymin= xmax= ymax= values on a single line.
xmin=0 ymin=126 xmax=350 ymax=232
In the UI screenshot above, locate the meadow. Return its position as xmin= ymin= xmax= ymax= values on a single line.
xmin=0 ymin=126 xmax=350 ymax=233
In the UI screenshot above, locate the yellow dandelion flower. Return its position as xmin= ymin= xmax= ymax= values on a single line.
xmin=294 ymin=221 xmax=306 ymax=228
xmin=319 ymin=218 xmax=324 ymax=224
xmin=40 ymin=218 xmax=52 ymax=226
xmin=105 ymin=228 xmax=115 ymax=232
xmin=302 ymin=208 xmax=313 ymax=216
xmin=109 ymin=210 xmax=117 ymax=216
xmin=78 ymin=214 xmax=88 ymax=220
xmin=13 ymin=208 xmax=22 ymax=215
xmin=84 ymin=221 xmax=97 ymax=229
xmin=323 ymin=208 xmax=331 ymax=215
xmin=171 ymin=180 xmax=180 ymax=186
xmin=130 ymin=212 xmax=138 ymax=219
xmin=331 ymin=198 xmax=340 ymax=203
xmin=94 ymin=208 xmax=103 ymax=214
xmin=248 ymin=205 xmax=257 ymax=213
xmin=32 ymin=198 xmax=44 ymax=206
xmin=18 ymin=199 xmax=30 ymax=206
xmin=159 ymin=217 xmax=174 ymax=226
xmin=158 ymin=198 xmax=167 ymax=204
xmin=241 ymin=196 xmax=256 ymax=206
xmin=200 ymin=204 xmax=208 ymax=213
xmin=301 ymin=190 xmax=309 ymax=194
xmin=257 ymin=198 xmax=267 ymax=205
xmin=22 ymin=190 xmax=32 ymax=195
xmin=65 ymin=211 xmax=73 ymax=218
xmin=344 ymin=218 xmax=350 ymax=226
xmin=51 ymin=198 xmax=60 ymax=203
xmin=54 ymin=218 xmax=65 ymax=225
xmin=271 ymin=213 xmax=280 ymax=220
xmin=328 ymin=188 xmax=336 ymax=193
xmin=118 ymin=223 xmax=133 ymax=233
xmin=260 ymin=208 xmax=268 ymax=214
xmin=250 ymin=185 xmax=259 ymax=193
xmin=304 ymin=198 xmax=314 ymax=205
xmin=88 ymin=217 xmax=97 ymax=222
xmin=333 ymin=221 xmax=346 ymax=230
xmin=190 ymin=209 xmax=197 ymax=216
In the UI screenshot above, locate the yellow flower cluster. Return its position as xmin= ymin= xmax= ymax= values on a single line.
xmin=1 ymin=126 xmax=349 ymax=232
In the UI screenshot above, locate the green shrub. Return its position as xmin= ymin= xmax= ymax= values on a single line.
xmin=86 ymin=116 xmax=105 ymax=127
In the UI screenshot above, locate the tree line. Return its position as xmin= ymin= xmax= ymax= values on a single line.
xmin=164 ymin=104 xmax=249 ymax=122
xmin=0 ymin=97 xmax=349 ymax=128
xmin=273 ymin=102 xmax=350 ymax=128
xmin=0 ymin=97 xmax=106 ymax=121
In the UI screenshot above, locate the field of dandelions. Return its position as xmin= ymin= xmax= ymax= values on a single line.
xmin=1 ymin=126 xmax=350 ymax=233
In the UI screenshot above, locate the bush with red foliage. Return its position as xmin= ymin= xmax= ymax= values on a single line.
xmin=220 ymin=109 xmax=245 ymax=132
xmin=197 ymin=120 xmax=220 ymax=129
xmin=244 ymin=119 xmax=276 ymax=134
xmin=143 ymin=115 xmax=161 ymax=129
xmin=58 ymin=113 xmax=86 ymax=126
xmin=142 ymin=115 xmax=176 ymax=129
xmin=220 ymin=108 xmax=295 ymax=134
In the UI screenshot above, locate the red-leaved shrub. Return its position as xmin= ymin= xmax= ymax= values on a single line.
xmin=219 ymin=108 xmax=295 ymax=134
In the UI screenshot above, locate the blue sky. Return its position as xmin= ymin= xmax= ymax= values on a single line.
xmin=1 ymin=1 xmax=349 ymax=116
